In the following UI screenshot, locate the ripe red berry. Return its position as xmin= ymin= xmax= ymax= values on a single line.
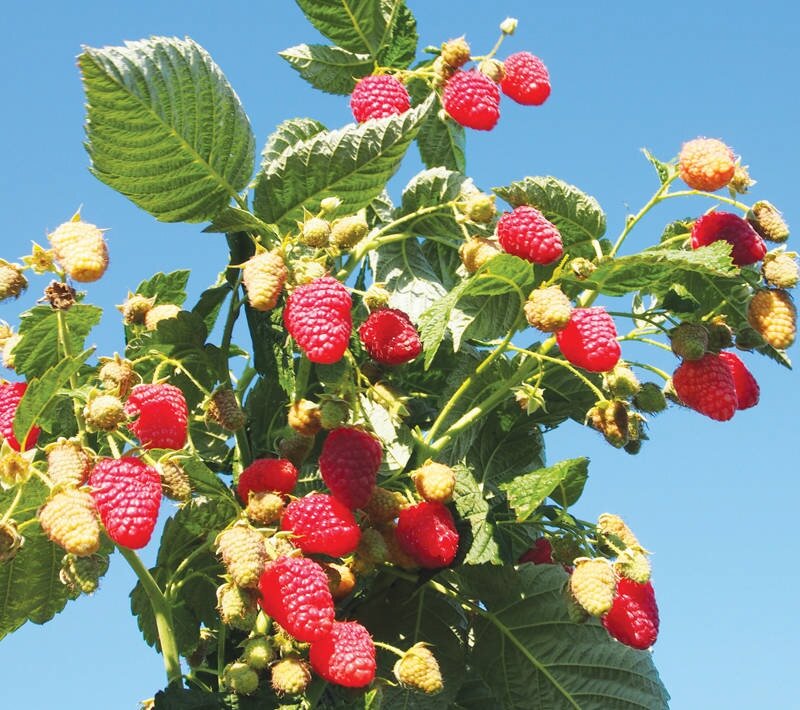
xmin=358 ymin=308 xmax=422 ymax=366
xmin=497 ymin=206 xmax=563 ymax=265
xmin=718 ymin=351 xmax=760 ymax=410
xmin=237 ymin=458 xmax=298 ymax=502
xmin=396 ymin=501 xmax=459 ymax=569
xmin=88 ymin=457 xmax=162 ymax=549
xmin=442 ymin=70 xmax=500 ymax=131
xmin=280 ymin=494 xmax=361 ymax=557
xmin=283 ymin=276 xmax=352 ymax=364
xmin=257 ymin=556 xmax=334 ymax=642
xmin=309 ymin=621 xmax=376 ymax=688
xmin=601 ymin=578 xmax=659 ymax=650
xmin=691 ymin=211 xmax=767 ymax=267
xmin=518 ymin=537 xmax=554 ymax=565
xmin=350 ymin=75 xmax=411 ymax=123
xmin=672 ymin=353 xmax=738 ymax=421
xmin=124 ymin=383 xmax=188 ymax=450
xmin=0 ymin=382 xmax=40 ymax=451
xmin=556 ymin=307 xmax=621 ymax=372
xmin=500 ymin=52 xmax=551 ymax=106
xmin=319 ymin=427 xmax=382 ymax=509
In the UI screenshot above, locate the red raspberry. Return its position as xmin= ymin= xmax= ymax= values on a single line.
xmin=500 ymin=52 xmax=551 ymax=106
xmin=280 ymin=494 xmax=361 ymax=557
xmin=350 ymin=75 xmax=411 ymax=123
xmin=283 ymin=276 xmax=352 ymax=364
xmin=442 ymin=70 xmax=500 ymax=131
xmin=496 ymin=206 xmax=563 ymax=264
xmin=88 ymin=457 xmax=162 ymax=549
xmin=718 ymin=351 xmax=760 ymax=410
xmin=124 ymin=383 xmax=188 ymax=450
xmin=396 ymin=501 xmax=459 ymax=569
xmin=601 ymin=578 xmax=659 ymax=650
xmin=691 ymin=211 xmax=767 ymax=267
xmin=518 ymin=537 xmax=554 ymax=565
xmin=257 ymin=556 xmax=334 ymax=642
xmin=358 ymin=308 xmax=422 ymax=366
xmin=237 ymin=458 xmax=298 ymax=502
xmin=319 ymin=427 xmax=382 ymax=509
xmin=309 ymin=621 xmax=376 ymax=688
xmin=0 ymin=382 xmax=40 ymax=451
xmin=672 ymin=353 xmax=738 ymax=421
xmin=556 ymin=307 xmax=621 ymax=372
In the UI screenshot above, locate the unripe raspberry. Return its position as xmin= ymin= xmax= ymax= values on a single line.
xmin=271 ymin=656 xmax=311 ymax=696
xmin=432 ymin=56 xmax=455 ymax=87
xmin=569 ymin=557 xmax=617 ymax=617
xmin=84 ymin=393 xmax=125 ymax=432
xmin=747 ymin=200 xmax=789 ymax=243
xmin=46 ymin=438 xmax=92 ymax=487
xmin=287 ymin=399 xmax=322 ymax=437
xmin=300 ymin=217 xmax=331 ymax=248
xmin=762 ymin=251 xmax=799 ymax=288
xmin=223 ymin=661 xmax=259 ymax=695
xmin=324 ymin=562 xmax=357 ymax=600
xmin=706 ymin=318 xmax=734 ymax=352
xmin=604 ymin=365 xmax=640 ymax=398
xmin=144 ymin=303 xmax=182 ymax=330
xmin=59 ymin=552 xmax=108 ymax=594
xmin=38 ymin=488 xmax=101 ymax=557
xmin=524 ymin=286 xmax=572 ymax=332
xmin=277 ymin=431 xmax=314 ymax=468
xmin=363 ymin=486 xmax=405 ymax=524
xmin=242 ymin=636 xmax=274 ymax=671
xmin=319 ymin=398 xmax=349 ymax=429
xmin=205 ymin=387 xmax=246 ymax=431
xmin=459 ymin=191 xmax=497 ymax=224
xmin=216 ymin=582 xmax=259 ymax=630
xmin=747 ymin=289 xmax=796 ymax=349
xmin=330 ymin=214 xmax=369 ymax=250
xmin=587 ymin=400 xmax=629 ymax=448
xmin=670 ymin=323 xmax=708 ymax=361
xmin=357 ymin=526 xmax=390 ymax=565
xmin=597 ymin=513 xmax=642 ymax=552
xmin=550 ymin=534 xmax=583 ymax=566
xmin=459 ymin=236 xmax=501 ymax=273
xmin=393 ymin=643 xmax=444 ymax=695
xmin=0 ymin=322 xmax=14 ymax=348
xmin=97 ymin=354 xmax=139 ymax=398
xmin=0 ymin=260 xmax=27 ymax=302
xmin=678 ymin=137 xmax=736 ymax=192
xmin=478 ymin=58 xmax=505 ymax=83
xmin=441 ymin=36 xmax=470 ymax=68
xmin=186 ymin=628 xmax=214 ymax=669
xmin=2 ymin=334 xmax=20 ymax=370
xmin=216 ymin=523 xmax=269 ymax=589
xmin=614 ymin=548 xmax=652 ymax=585
xmin=0 ymin=520 xmax=24 ymax=562
xmin=563 ymin=583 xmax=590 ymax=624
xmin=412 ymin=460 xmax=456 ymax=504
xmin=158 ymin=459 xmax=192 ymax=502
xmin=48 ymin=217 xmax=109 ymax=282
xmin=245 ymin=491 xmax=285 ymax=525
xmin=729 ymin=164 xmax=755 ymax=194
xmin=569 ymin=257 xmax=597 ymax=280
xmin=242 ymin=249 xmax=287 ymax=312
xmin=0 ymin=449 xmax=33 ymax=488
xmin=117 ymin=293 xmax=155 ymax=326
xmin=292 ymin=259 xmax=327 ymax=285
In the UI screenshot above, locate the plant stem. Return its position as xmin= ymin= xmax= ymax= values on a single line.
xmin=56 ymin=309 xmax=87 ymax=443
xmin=117 ymin=545 xmax=182 ymax=687
xmin=662 ymin=190 xmax=749 ymax=212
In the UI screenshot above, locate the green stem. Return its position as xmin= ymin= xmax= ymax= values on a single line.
xmin=56 ymin=310 xmax=87 ymax=442
xmin=663 ymin=190 xmax=749 ymax=212
xmin=0 ymin=485 xmax=24 ymax=525
xmin=506 ymin=344 xmax=606 ymax=401
xmin=619 ymin=335 xmax=672 ymax=352
xmin=117 ymin=545 xmax=182 ymax=687
xmin=626 ymin=360 xmax=671 ymax=381
xmin=609 ymin=174 xmax=678 ymax=259
xmin=217 ymin=623 xmax=227 ymax=689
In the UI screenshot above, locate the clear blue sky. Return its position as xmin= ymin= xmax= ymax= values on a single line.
xmin=1 ymin=1 xmax=798 ymax=707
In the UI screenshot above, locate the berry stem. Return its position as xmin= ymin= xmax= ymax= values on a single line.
xmin=506 ymin=344 xmax=606 ymax=401
xmin=618 ymin=335 xmax=672 ymax=353
xmin=0 ymin=485 xmax=24 ymax=525
xmin=662 ymin=190 xmax=749 ymax=213
xmin=117 ymin=545 xmax=183 ymax=687
xmin=626 ymin=360 xmax=671 ymax=381
xmin=216 ymin=623 xmax=226 ymax=689
xmin=373 ymin=640 xmax=407 ymax=657
xmin=55 ymin=309 xmax=88 ymax=442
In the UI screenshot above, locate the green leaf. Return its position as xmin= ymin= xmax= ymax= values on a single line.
xmin=253 ymin=96 xmax=431 ymax=230
xmin=358 ymin=395 xmax=413 ymax=476
xmin=279 ymin=44 xmax=372 ymax=95
xmin=0 ymin=478 xmax=78 ymax=639
xmin=416 ymin=94 xmax=466 ymax=172
xmin=470 ymin=564 xmax=669 ymax=709
xmin=494 ymin=176 xmax=607 ymax=256
xmin=13 ymin=305 xmax=103 ymax=380
xmin=13 ymin=348 xmax=94 ymax=446
xmin=191 ymin=283 xmax=232 ymax=334
xmin=642 ymin=148 xmax=675 ymax=185
xmin=202 ymin=207 xmax=277 ymax=241
xmin=500 ymin=458 xmax=589 ymax=521
xmin=453 ymin=464 xmax=504 ymax=565
xmin=294 ymin=0 xmax=409 ymax=58
xmin=565 ymin=241 xmax=738 ymax=297
xmin=134 ymin=270 xmax=191 ymax=306
xmin=260 ymin=117 xmax=327 ymax=169
xmin=466 ymin=413 xmax=545 ymax=486
xmin=399 ymin=167 xmax=473 ymax=241
xmin=379 ymin=2 xmax=418 ymax=68
xmin=80 ymin=37 xmax=255 ymax=223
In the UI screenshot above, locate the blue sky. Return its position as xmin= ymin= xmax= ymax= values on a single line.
xmin=1 ymin=1 xmax=798 ymax=707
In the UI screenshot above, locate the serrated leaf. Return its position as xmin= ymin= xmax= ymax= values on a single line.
xmin=379 ymin=2 xmax=418 ymax=68
xmin=280 ymin=44 xmax=372 ymax=95
xmin=466 ymin=414 xmax=545 ymax=486
xmin=399 ymin=167 xmax=472 ymax=241
xmin=470 ymin=564 xmax=669 ymax=709
xmin=253 ymin=96 xmax=431 ymax=230
xmin=80 ymin=37 xmax=255 ymax=223
xmin=13 ymin=348 xmax=93 ymax=445
xmin=452 ymin=464 xmax=504 ymax=565
xmin=191 ymin=283 xmax=232 ymax=333
xmin=642 ymin=148 xmax=675 ymax=185
xmin=134 ymin=270 xmax=191 ymax=306
xmin=500 ymin=458 xmax=589 ymax=521
xmin=202 ymin=207 xmax=277 ymax=240
xmin=494 ymin=177 xmax=606 ymax=256
xmin=416 ymin=94 xmax=466 ymax=172
xmin=260 ymin=117 xmax=327 ymax=169
xmin=13 ymin=305 xmax=103 ymax=380
xmin=358 ymin=394 xmax=413 ymax=476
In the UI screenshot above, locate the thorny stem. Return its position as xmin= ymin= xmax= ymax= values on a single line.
xmin=118 ymin=545 xmax=182 ymax=687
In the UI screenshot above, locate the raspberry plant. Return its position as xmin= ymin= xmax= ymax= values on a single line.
xmin=0 ymin=2 xmax=796 ymax=708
